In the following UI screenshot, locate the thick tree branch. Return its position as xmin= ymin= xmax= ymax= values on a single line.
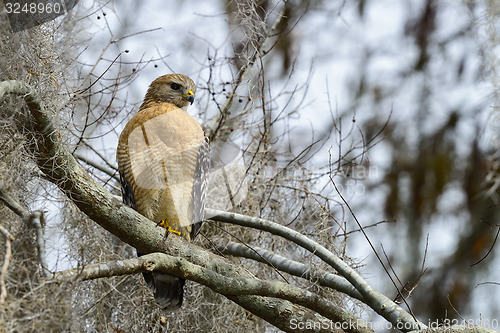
xmin=205 ymin=209 xmax=427 ymax=331
xmin=53 ymin=253 xmax=500 ymax=333
xmin=55 ymin=252 xmax=366 ymax=333
xmin=0 ymin=79 xmax=369 ymax=333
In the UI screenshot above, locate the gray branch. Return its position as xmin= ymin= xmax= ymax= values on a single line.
xmin=28 ymin=211 xmax=50 ymax=278
xmin=55 ymin=251 xmax=499 ymax=333
xmin=0 ymin=180 xmax=50 ymax=278
xmin=216 ymin=241 xmax=364 ymax=301
xmin=205 ymin=209 xmax=427 ymax=331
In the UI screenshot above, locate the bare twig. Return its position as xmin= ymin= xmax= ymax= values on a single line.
xmin=74 ymin=152 xmax=120 ymax=182
xmin=330 ymin=179 xmax=421 ymax=327
xmin=471 ymin=220 xmax=500 ymax=267
xmin=71 ymin=133 xmax=119 ymax=173
xmin=405 ymin=235 xmax=430 ymax=299
xmin=209 ymin=3 xmax=287 ymax=142
xmin=0 ymin=225 xmax=14 ymax=305
xmin=447 ymin=294 xmax=466 ymax=321
xmin=380 ymin=244 xmax=404 ymax=298
xmin=476 ymin=281 xmax=500 ymax=287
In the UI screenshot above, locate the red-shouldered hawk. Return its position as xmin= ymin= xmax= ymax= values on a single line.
xmin=116 ymin=74 xmax=209 ymax=310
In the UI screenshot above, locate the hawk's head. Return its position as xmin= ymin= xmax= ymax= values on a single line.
xmin=143 ymin=74 xmax=196 ymax=110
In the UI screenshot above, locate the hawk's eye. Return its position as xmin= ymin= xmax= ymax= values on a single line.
xmin=170 ymin=83 xmax=181 ymax=90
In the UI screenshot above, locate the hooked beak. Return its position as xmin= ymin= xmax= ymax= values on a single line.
xmin=183 ymin=90 xmax=195 ymax=104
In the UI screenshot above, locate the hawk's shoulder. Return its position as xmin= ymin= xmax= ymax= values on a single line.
xmin=118 ymin=103 xmax=180 ymax=146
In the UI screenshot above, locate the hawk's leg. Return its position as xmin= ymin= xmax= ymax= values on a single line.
xmin=157 ymin=220 xmax=182 ymax=237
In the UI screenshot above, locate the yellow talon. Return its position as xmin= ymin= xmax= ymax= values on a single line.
xmin=166 ymin=226 xmax=181 ymax=236
xmin=157 ymin=220 xmax=182 ymax=236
